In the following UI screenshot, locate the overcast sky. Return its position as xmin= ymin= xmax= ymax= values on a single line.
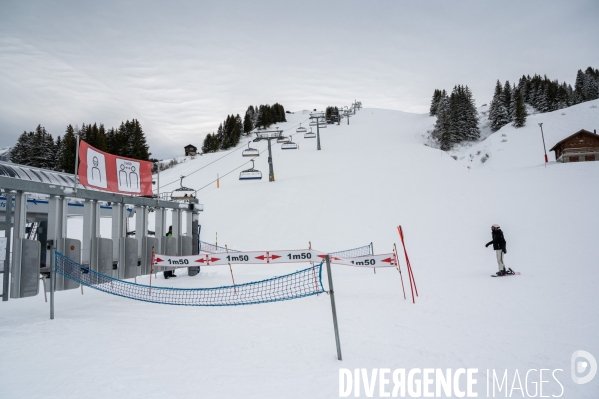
xmin=1 ymin=0 xmax=598 ymax=159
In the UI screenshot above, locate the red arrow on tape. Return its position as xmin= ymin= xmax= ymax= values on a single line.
xmin=155 ymin=257 xmax=164 ymax=263
xmin=195 ymin=256 xmax=220 ymax=264
xmin=381 ymin=257 xmax=395 ymax=264
xmin=255 ymin=252 xmax=281 ymax=263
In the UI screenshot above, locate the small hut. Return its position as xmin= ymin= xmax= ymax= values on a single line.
xmin=550 ymin=129 xmax=599 ymax=163
xmin=184 ymin=144 xmax=197 ymax=156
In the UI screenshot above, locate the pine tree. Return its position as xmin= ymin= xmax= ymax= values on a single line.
xmin=53 ymin=136 xmax=62 ymax=170
xmin=462 ymin=86 xmax=480 ymax=141
xmin=430 ymin=89 xmax=445 ymax=116
xmin=432 ymin=92 xmax=452 ymax=150
xmin=25 ymin=125 xmax=55 ymax=169
xmin=574 ymin=69 xmax=586 ymax=103
xmin=58 ymin=125 xmax=77 ymax=173
xmin=502 ymin=81 xmax=513 ymax=119
xmin=9 ymin=131 xmax=32 ymax=165
xmin=489 ymin=80 xmax=510 ymax=131
xmin=126 ymin=119 xmax=150 ymax=160
xmin=584 ymin=67 xmax=599 ymax=100
xmin=512 ymin=87 xmax=527 ymax=128
xmin=243 ymin=112 xmax=253 ymax=134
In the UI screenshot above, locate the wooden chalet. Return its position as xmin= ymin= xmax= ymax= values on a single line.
xmin=550 ymin=129 xmax=599 ymax=163
xmin=184 ymin=144 xmax=197 ymax=156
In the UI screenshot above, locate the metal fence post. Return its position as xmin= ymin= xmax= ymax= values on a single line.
xmin=325 ymin=255 xmax=342 ymax=360
xmin=50 ymin=246 xmax=55 ymax=320
xmin=2 ymin=192 xmax=13 ymax=301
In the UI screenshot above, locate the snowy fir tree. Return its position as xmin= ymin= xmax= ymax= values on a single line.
xmin=57 ymin=125 xmax=77 ymax=173
xmin=10 ymin=125 xmax=56 ymax=169
xmin=203 ymin=103 xmax=286 ymax=153
xmin=243 ymin=111 xmax=253 ymax=134
xmin=431 ymin=86 xmax=479 ymax=151
xmin=429 ymin=89 xmax=444 ymax=116
xmin=488 ymin=80 xmax=510 ymax=132
xmin=502 ymin=81 xmax=513 ymax=120
xmin=512 ymin=87 xmax=527 ymax=128
xmin=9 ymin=119 xmax=153 ymax=173
xmin=433 ymin=92 xmax=452 ymax=151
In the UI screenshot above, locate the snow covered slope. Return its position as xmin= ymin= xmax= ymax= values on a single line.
xmin=452 ymin=99 xmax=599 ymax=169
xmin=1 ymin=105 xmax=598 ymax=398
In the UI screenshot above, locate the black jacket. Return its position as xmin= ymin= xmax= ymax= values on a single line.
xmin=486 ymin=229 xmax=506 ymax=251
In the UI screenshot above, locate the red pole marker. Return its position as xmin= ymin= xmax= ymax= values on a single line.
xmin=397 ymin=226 xmax=418 ymax=303
xmin=400 ymin=226 xmax=418 ymax=297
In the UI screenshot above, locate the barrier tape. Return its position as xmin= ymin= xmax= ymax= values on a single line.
xmin=154 ymin=249 xmax=398 ymax=269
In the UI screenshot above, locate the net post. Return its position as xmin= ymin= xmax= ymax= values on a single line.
xmin=50 ymin=246 xmax=56 ymax=320
xmin=225 ymin=245 xmax=237 ymax=294
xmin=325 ymin=255 xmax=342 ymax=361
xmin=370 ymin=242 xmax=376 ymax=274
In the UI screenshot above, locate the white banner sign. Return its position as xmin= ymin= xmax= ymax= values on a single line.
xmin=154 ymin=249 xmax=398 ymax=269
xmin=329 ymin=253 xmax=398 ymax=268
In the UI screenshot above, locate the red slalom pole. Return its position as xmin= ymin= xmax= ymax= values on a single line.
xmin=399 ymin=225 xmax=418 ymax=297
xmin=393 ymin=243 xmax=407 ymax=300
xmin=397 ymin=226 xmax=418 ymax=302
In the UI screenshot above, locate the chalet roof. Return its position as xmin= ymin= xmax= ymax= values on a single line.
xmin=184 ymin=144 xmax=197 ymax=149
xmin=549 ymin=129 xmax=598 ymax=152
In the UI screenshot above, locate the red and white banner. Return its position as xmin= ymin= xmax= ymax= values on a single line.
xmin=77 ymin=140 xmax=153 ymax=196
xmin=153 ymin=249 xmax=398 ymax=268
xmin=330 ymin=253 xmax=398 ymax=268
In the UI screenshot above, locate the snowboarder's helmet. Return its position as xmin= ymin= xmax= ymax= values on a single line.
xmin=492 ymin=224 xmax=500 ymax=228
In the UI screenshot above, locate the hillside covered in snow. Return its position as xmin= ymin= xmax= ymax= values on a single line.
xmin=1 ymin=103 xmax=598 ymax=398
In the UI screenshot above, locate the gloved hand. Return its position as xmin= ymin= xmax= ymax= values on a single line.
xmin=485 ymin=243 xmax=490 ymax=248
xmin=502 ymin=249 xmax=506 ymax=254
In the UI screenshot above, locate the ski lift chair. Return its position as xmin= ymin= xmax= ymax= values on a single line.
xmin=296 ymin=124 xmax=307 ymax=133
xmin=304 ymin=128 xmax=316 ymax=138
xmin=277 ymin=136 xmax=290 ymax=143
xmin=171 ymin=176 xmax=196 ymax=200
xmin=239 ymin=160 xmax=262 ymax=180
xmin=281 ymin=138 xmax=298 ymax=150
xmin=242 ymin=142 xmax=259 ymax=157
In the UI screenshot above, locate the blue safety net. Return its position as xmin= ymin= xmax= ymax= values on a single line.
xmin=199 ymin=240 xmax=240 ymax=253
xmin=55 ymin=251 xmax=324 ymax=306
xmin=329 ymin=244 xmax=371 ymax=258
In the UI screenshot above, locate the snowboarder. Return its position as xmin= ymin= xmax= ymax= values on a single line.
xmin=164 ymin=226 xmax=176 ymax=279
xmin=485 ymin=224 xmax=511 ymax=276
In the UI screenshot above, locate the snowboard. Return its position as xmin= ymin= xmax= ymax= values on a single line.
xmin=491 ymin=271 xmax=520 ymax=277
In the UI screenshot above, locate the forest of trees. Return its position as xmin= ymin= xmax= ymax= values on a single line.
xmin=9 ymin=119 xmax=151 ymax=173
xmin=429 ymin=66 xmax=599 ymax=150
xmin=488 ymin=67 xmax=599 ymax=132
xmin=429 ymin=86 xmax=480 ymax=151
xmin=201 ymin=103 xmax=286 ymax=154
xmin=325 ymin=106 xmax=340 ymax=122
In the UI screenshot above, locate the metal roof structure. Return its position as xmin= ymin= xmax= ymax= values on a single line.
xmin=0 ymin=161 xmax=83 ymax=189
xmin=0 ymin=160 xmax=200 ymax=211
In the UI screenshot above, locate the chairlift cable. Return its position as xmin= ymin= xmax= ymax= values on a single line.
xmin=158 ymin=117 xmax=310 ymax=190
